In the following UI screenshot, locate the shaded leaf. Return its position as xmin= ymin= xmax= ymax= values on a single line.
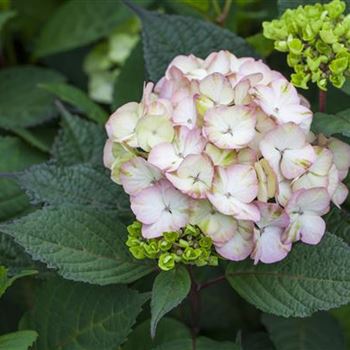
xmin=152 ymin=337 xmax=240 ymax=350
xmin=0 ymin=66 xmax=65 ymax=129
xmin=226 ymin=233 xmax=350 ymax=317
xmin=122 ymin=318 xmax=191 ymax=350
xmin=0 ymin=136 xmax=46 ymax=222
xmin=51 ymin=109 xmax=106 ymax=166
xmin=35 ymin=0 xmax=132 ymax=57
xmin=129 ymin=3 xmax=258 ymax=81
xmin=242 ymin=332 xmax=275 ymax=350
xmin=0 ymin=207 xmax=153 ymax=285
xmin=312 ymin=111 xmax=350 ymax=138
xmin=112 ymin=41 xmax=145 ymax=109
xmin=0 ymin=266 xmax=37 ymax=299
xmin=40 ymin=82 xmax=108 ymax=124
xmin=0 ymin=330 xmax=38 ymax=350
xmin=0 ymin=10 xmax=16 ymax=32
xmin=151 ymin=266 xmax=191 ymax=337
xmin=262 ymin=312 xmax=345 ymax=350
xmin=22 ymin=278 xmax=148 ymax=350
xmin=325 ymin=208 xmax=350 ymax=245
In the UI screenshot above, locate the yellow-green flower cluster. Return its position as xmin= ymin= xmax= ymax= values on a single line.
xmin=126 ymin=221 xmax=219 ymax=271
xmin=263 ymin=0 xmax=350 ymax=90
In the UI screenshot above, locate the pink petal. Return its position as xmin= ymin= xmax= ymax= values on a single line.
xmin=172 ymin=96 xmax=197 ymax=129
xmin=255 ymin=201 xmax=290 ymax=228
xmin=332 ymin=182 xmax=349 ymax=207
xmin=148 ymin=142 xmax=179 ymax=172
xmin=299 ymin=214 xmax=326 ymax=245
xmin=199 ymin=73 xmax=234 ymax=105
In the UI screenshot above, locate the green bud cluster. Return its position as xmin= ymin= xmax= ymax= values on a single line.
xmin=126 ymin=221 xmax=219 ymax=271
xmin=263 ymin=0 xmax=350 ymax=90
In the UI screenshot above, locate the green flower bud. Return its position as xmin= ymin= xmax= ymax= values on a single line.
xmin=291 ymin=72 xmax=310 ymax=89
xmin=302 ymin=24 xmax=316 ymax=41
xmin=311 ymin=69 xmax=322 ymax=83
xmin=317 ymin=78 xmax=328 ymax=90
xmin=274 ymin=40 xmax=288 ymax=52
xmin=324 ymin=0 xmax=346 ymax=19
xmin=195 ymin=258 xmax=208 ymax=267
xmin=182 ymin=247 xmax=202 ymax=262
xmin=179 ymin=239 xmax=190 ymax=248
xmin=184 ymin=224 xmax=200 ymax=237
xmin=127 ymin=221 xmax=142 ymax=237
xmin=126 ymin=237 xmax=140 ymax=248
xmin=208 ymin=256 xmax=219 ymax=266
xmin=158 ymin=253 xmax=176 ymax=271
xmin=320 ymin=27 xmax=338 ymax=44
xmin=329 ymin=57 xmax=348 ymax=74
xmin=288 ymin=38 xmax=304 ymax=55
xmin=316 ymin=40 xmax=332 ymax=55
xmin=199 ymin=237 xmax=213 ymax=249
xmin=163 ymin=231 xmax=179 ymax=243
xmin=129 ymin=246 xmax=145 ymax=260
xmin=287 ymin=53 xmax=301 ymax=67
xmin=330 ymin=73 xmax=346 ymax=88
xmin=158 ymin=239 xmax=172 ymax=252
xmin=143 ymin=241 xmax=159 ymax=259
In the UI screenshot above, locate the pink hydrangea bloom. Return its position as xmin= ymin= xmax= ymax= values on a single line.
xmin=103 ymin=50 xmax=350 ymax=265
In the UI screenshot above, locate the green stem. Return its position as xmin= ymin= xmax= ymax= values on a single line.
xmin=188 ymin=266 xmax=200 ymax=349
xmin=217 ymin=0 xmax=233 ymax=26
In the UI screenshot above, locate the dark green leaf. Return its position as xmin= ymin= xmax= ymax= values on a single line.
xmin=0 ymin=136 xmax=46 ymax=222
xmin=151 ymin=266 xmax=191 ymax=337
xmin=130 ymin=4 xmax=258 ymax=81
xmin=0 ymin=207 xmax=153 ymax=285
xmin=0 ymin=266 xmax=37 ymax=299
xmin=51 ymin=110 xmax=106 ymax=166
xmin=0 ymin=10 xmax=16 ymax=32
xmin=278 ymin=0 xmax=350 ymax=15
xmin=242 ymin=332 xmax=275 ymax=350
xmin=17 ymin=163 xmax=132 ymax=221
xmin=113 ymin=41 xmax=145 ymax=109
xmin=262 ymin=312 xmax=345 ymax=350
xmin=0 ymin=66 xmax=65 ymax=129
xmin=152 ymin=337 xmax=240 ymax=350
xmin=22 ymin=278 xmax=148 ymax=350
xmin=40 ymin=82 xmax=108 ymax=124
xmin=332 ymin=305 xmax=350 ymax=349
xmin=123 ymin=318 xmax=191 ymax=350
xmin=0 ymin=330 xmax=38 ymax=350
xmin=312 ymin=111 xmax=350 ymax=138
xmin=35 ymin=0 xmax=132 ymax=57
xmin=226 ymin=233 xmax=350 ymax=317
xmin=324 ymin=208 xmax=350 ymax=245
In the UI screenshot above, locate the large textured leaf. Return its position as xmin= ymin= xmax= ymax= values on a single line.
xmin=153 ymin=337 xmax=240 ymax=350
xmin=325 ymin=208 xmax=350 ymax=245
xmin=150 ymin=266 xmax=191 ymax=337
xmin=40 ymin=82 xmax=108 ymax=124
xmin=51 ymin=110 xmax=105 ymax=166
xmin=278 ymin=0 xmax=350 ymax=14
xmin=0 ymin=66 xmax=65 ymax=129
xmin=0 ymin=136 xmax=46 ymax=222
xmin=226 ymin=233 xmax=350 ymax=317
xmin=17 ymin=163 xmax=132 ymax=221
xmin=22 ymin=278 xmax=148 ymax=350
xmin=123 ymin=318 xmax=191 ymax=350
xmin=35 ymin=0 xmax=132 ymax=57
xmin=262 ymin=312 xmax=345 ymax=350
xmin=0 ymin=207 xmax=153 ymax=285
xmin=312 ymin=111 xmax=350 ymax=138
xmin=129 ymin=3 xmax=258 ymax=81
xmin=0 ymin=330 xmax=38 ymax=350
xmin=113 ymin=41 xmax=145 ymax=109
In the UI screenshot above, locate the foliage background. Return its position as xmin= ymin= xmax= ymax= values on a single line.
xmin=0 ymin=0 xmax=350 ymax=349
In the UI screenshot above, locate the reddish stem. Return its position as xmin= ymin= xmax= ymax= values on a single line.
xmin=197 ymin=275 xmax=226 ymax=291
xmin=319 ymin=89 xmax=327 ymax=113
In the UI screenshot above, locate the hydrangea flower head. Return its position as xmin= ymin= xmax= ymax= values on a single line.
xmin=104 ymin=49 xmax=350 ymax=271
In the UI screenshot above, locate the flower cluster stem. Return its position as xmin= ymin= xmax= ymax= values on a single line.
xmin=188 ymin=267 xmax=200 ymax=349
xmin=319 ymin=89 xmax=327 ymax=113
xmin=216 ymin=0 xmax=233 ymax=26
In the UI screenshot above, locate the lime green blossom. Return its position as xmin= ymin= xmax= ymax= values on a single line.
xmin=263 ymin=0 xmax=350 ymax=90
